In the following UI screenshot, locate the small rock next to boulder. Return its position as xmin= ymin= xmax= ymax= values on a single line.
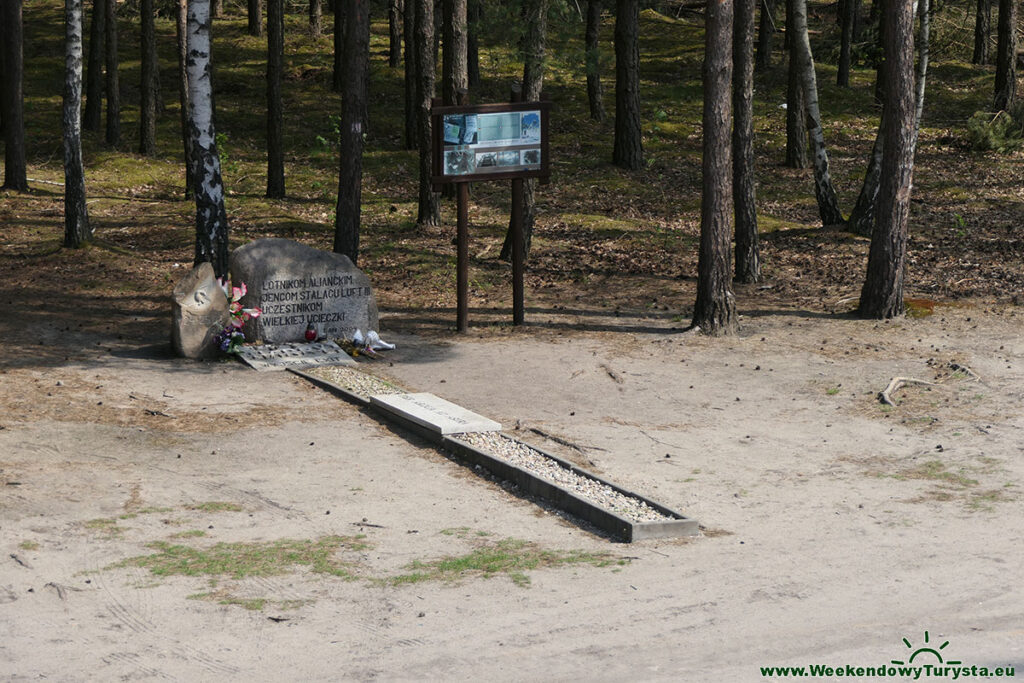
xmin=171 ymin=262 xmax=230 ymax=359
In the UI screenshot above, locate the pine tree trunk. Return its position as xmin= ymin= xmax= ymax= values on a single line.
xmin=784 ymin=0 xmax=807 ymax=168
xmin=83 ymin=0 xmax=104 ymax=133
xmin=267 ymin=0 xmax=285 ymax=198
xmin=467 ymin=0 xmax=480 ymax=89
xmin=858 ymin=0 xmax=915 ymax=318
xmin=139 ymin=0 xmax=157 ymax=156
xmin=694 ymin=0 xmax=738 ymax=336
xmin=187 ymin=0 xmax=230 ymax=279
xmin=310 ymin=0 xmax=322 ymax=39
xmin=1 ymin=0 xmax=28 ymax=191
xmin=755 ymin=0 xmax=774 ymax=71
xmin=213 ymin=0 xmax=223 ymax=18
xmin=442 ymin=0 xmax=468 ymax=106
xmin=388 ymin=0 xmax=402 ymax=67
xmin=414 ymin=0 xmax=439 ymax=226
xmin=404 ymin=0 xmax=417 ymax=148
xmin=993 ymin=0 xmax=1016 ymax=110
xmin=973 ymin=0 xmax=990 ymax=64
xmin=612 ymin=0 xmax=643 ymax=169
xmin=64 ymin=0 xmax=92 ymax=247
xmin=104 ymin=0 xmax=119 ymax=146
xmin=335 ymin=0 xmax=370 ymax=262
xmin=333 ymin=0 xmax=346 ymax=92
xmin=837 ymin=0 xmax=854 ymax=86
xmin=175 ymin=0 xmax=194 ymax=199
xmin=586 ymin=0 xmax=605 ymax=121
xmin=734 ymin=0 xmax=760 ymax=283
xmin=247 ymin=0 xmax=262 ymax=37
xmin=791 ymin=0 xmax=844 ymax=226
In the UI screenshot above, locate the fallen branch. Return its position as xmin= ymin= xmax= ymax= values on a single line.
xmin=878 ymin=377 xmax=938 ymax=406
xmin=948 ymin=362 xmax=982 ymax=382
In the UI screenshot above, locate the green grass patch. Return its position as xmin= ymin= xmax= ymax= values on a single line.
xmin=18 ymin=540 xmax=40 ymax=551
xmin=185 ymin=501 xmax=245 ymax=513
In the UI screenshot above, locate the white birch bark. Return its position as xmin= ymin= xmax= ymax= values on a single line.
xmin=64 ymin=0 xmax=91 ymax=247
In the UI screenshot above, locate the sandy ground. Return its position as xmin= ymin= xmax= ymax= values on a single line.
xmin=1 ymin=303 xmax=1022 ymax=681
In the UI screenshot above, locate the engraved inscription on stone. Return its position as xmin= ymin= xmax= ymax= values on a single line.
xmin=237 ymin=341 xmax=357 ymax=371
xmin=369 ymin=392 xmax=501 ymax=435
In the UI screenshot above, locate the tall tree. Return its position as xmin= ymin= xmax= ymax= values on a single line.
xmin=993 ymin=0 xmax=1016 ymax=110
xmin=83 ymin=0 xmax=105 ymax=133
xmin=785 ymin=0 xmax=807 ymax=169
xmin=467 ymin=0 xmax=480 ymax=89
xmin=64 ymin=0 xmax=92 ymax=247
xmin=388 ymin=0 xmax=402 ymax=67
xmin=755 ymin=0 xmax=774 ymax=71
xmin=858 ymin=0 xmax=915 ymax=318
xmin=403 ymin=0 xmax=417 ymax=148
xmin=837 ymin=0 xmax=854 ymax=86
xmin=585 ymin=0 xmax=605 ymax=121
xmin=332 ymin=0 xmax=346 ymax=92
xmin=175 ymin=0 xmax=194 ymax=198
xmin=612 ymin=0 xmax=643 ymax=169
xmin=334 ymin=0 xmax=370 ymax=262
xmin=267 ymin=0 xmax=285 ymax=198
xmin=499 ymin=0 xmax=549 ymax=260
xmin=973 ymin=0 xmax=990 ymax=64
xmin=414 ymin=0 xmax=440 ymax=226
xmin=247 ymin=0 xmax=262 ymax=37
xmin=139 ymin=0 xmax=158 ymax=155
xmin=1 ymin=0 xmax=27 ymax=191
xmin=733 ymin=0 xmax=759 ymax=283
xmin=310 ymin=0 xmax=322 ymax=39
xmin=187 ymin=0 xmax=230 ymax=279
xmin=694 ymin=0 xmax=738 ymax=335
xmin=442 ymin=0 xmax=468 ymax=104
xmin=104 ymin=0 xmax=120 ymax=146
xmin=791 ymin=0 xmax=844 ymax=226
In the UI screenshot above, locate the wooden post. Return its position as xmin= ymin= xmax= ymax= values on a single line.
xmin=511 ymin=177 xmax=524 ymax=325
xmin=456 ymin=181 xmax=469 ymax=331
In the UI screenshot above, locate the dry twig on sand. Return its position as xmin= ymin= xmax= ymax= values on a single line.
xmin=878 ymin=377 xmax=938 ymax=406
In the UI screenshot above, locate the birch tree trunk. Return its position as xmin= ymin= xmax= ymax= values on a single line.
xmin=694 ymin=0 xmax=738 ymax=335
xmin=858 ymin=0 xmax=915 ymax=318
xmin=791 ymin=0 xmax=844 ymax=226
xmin=176 ymin=0 xmax=194 ymax=198
xmin=734 ymin=0 xmax=760 ymax=283
xmin=187 ymin=0 xmax=230 ymax=279
xmin=64 ymin=0 xmax=92 ymax=247
xmin=334 ymin=0 xmax=370 ymax=262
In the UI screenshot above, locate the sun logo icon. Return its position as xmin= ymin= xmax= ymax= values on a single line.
xmin=891 ymin=631 xmax=962 ymax=666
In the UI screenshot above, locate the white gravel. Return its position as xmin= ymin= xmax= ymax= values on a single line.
xmin=453 ymin=432 xmax=675 ymax=524
xmin=304 ymin=366 xmax=406 ymax=399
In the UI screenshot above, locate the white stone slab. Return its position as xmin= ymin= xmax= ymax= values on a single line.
xmin=369 ymin=392 xmax=501 ymax=435
xmin=237 ymin=341 xmax=356 ymax=371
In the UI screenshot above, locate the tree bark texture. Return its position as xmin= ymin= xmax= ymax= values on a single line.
xmin=247 ymin=0 xmax=262 ymax=37
xmin=837 ymin=0 xmax=854 ymax=86
xmin=176 ymin=0 xmax=194 ymax=199
xmin=310 ymin=0 xmax=322 ymax=38
xmin=267 ymin=0 xmax=285 ymax=198
xmin=404 ymin=0 xmax=417 ymax=148
xmin=104 ymin=0 xmax=119 ymax=146
xmin=414 ymin=0 xmax=439 ymax=226
xmin=755 ymin=0 xmax=774 ymax=71
xmin=139 ymin=0 xmax=158 ymax=155
xmin=187 ymin=0 xmax=230 ymax=279
xmin=858 ymin=0 xmax=915 ymax=319
xmin=499 ymin=0 xmax=548 ymax=261
xmin=1 ymin=0 xmax=28 ymax=191
xmin=586 ymin=0 xmax=605 ymax=121
xmin=613 ymin=0 xmax=643 ymax=170
xmin=973 ymin=0 xmax=990 ymax=64
xmin=993 ymin=0 xmax=1016 ymax=110
xmin=334 ymin=0 xmax=370 ymax=262
xmin=694 ymin=0 xmax=738 ymax=336
xmin=388 ymin=0 xmax=402 ymax=67
xmin=442 ymin=0 xmax=467 ymax=105
xmin=64 ymin=0 xmax=92 ymax=246
xmin=333 ymin=0 xmax=346 ymax=92
xmin=733 ymin=0 xmax=760 ymax=283
xmin=212 ymin=0 xmax=223 ymax=18
xmin=83 ymin=0 xmax=104 ymax=133
xmin=791 ymin=0 xmax=844 ymax=226
xmin=467 ymin=0 xmax=480 ymax=89
xmin=784 ymin=0 xmax=807 ymax=168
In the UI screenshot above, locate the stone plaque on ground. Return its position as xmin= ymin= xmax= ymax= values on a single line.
xmin=236 ymin=341 xmax=357 ymax=371
xmin=229 ymin=238 xmax=379 ymax=344
xmin=369 ymin=392 xmax=501 ymax=435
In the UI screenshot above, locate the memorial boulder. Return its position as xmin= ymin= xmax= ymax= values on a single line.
xmin=229 ymin=238 xmax=379 ymax=343
xmin=171 ymin=262 xmax=230 ymax=359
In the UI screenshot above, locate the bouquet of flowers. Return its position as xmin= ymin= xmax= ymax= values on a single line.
xmin=215 ymin=281 xmax=262 ymax=354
